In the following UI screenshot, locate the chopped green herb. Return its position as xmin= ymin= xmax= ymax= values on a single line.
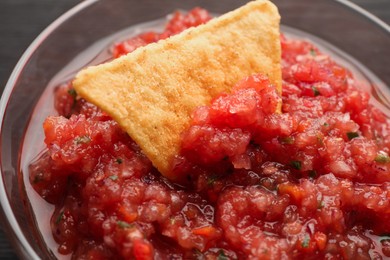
xmin=55 ymin=211 xmax=64 ymax=225
xmin=323 ymin=122 xmax=329 ymax=127
xmin=301 ymin=235 xmax=310 ymax=248
xmin=207 ymin=175 xmax=218 ymax=186
xmin=375 ymin=154 xmax=390 ymax=164
xmin=117 ymin=220 xmax=133 ymax=229
xmin=347 ymin=132 xmax=359 ymax=140
xmin=317 ymin=200 xmax=325 ymax=209
xmin=64 ymin=88 xmax=78 ymax=117
xmin=33 ymin=173 xmax=44 ymax=184
xmin=310 ymin=48 xmax=317 ymax=56
xmin=291 ymin=160 xmax=302 ymax=170
xmin=74 ymin=135 xmax=91 ymax=144
xmin=67 ymin=88 xmax=77 ymax=98
xmin=217 ymin=250 xmax=229 ymax=260
xmin=279 ymin=136 xmax=294 ymax=144
xmin=308 ymin=170 xmax=317 ymax=179
xmin=317 ymin=135 xmax=324 ymax=146
xmin=109 ymin=175 xmax=118 ymax=181
xmin=312 ymin=86 xmax=320 ymax=96
xmin=116 ymin=158 xmax=123 ymax=164
xmin=192 ymin=248 xmax=202 ymax=256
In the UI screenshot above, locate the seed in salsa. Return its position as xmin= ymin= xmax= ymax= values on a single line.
xmin=29 ymin=7 xmax=390 ymax=260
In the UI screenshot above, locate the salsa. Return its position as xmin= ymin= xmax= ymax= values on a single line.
xmin=28 ymin=8 xmax=390 ymax=259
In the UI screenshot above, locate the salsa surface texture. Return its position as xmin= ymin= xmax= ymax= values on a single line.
xmin=29 ymin=8 xmax=390 ymax=259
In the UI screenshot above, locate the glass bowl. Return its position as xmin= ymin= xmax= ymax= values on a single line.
xmin=0 ymin=0 xmax=389 ymax=259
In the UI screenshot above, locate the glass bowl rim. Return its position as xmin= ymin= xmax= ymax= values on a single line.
xmin=0 ymin=0 xmax=389 ymax=259
xmin=0 ymin=1 xmax=99 ymax=258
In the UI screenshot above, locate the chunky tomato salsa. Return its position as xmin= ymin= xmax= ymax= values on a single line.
xmin=29 ymin=8 xmax=390 ymax=259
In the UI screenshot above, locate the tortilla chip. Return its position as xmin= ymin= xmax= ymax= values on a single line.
xmin=73 ymin=0 xmax=281 ymax=180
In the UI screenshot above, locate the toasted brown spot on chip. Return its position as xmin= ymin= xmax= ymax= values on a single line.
xmin=73 ymin=0 xmax=281 ymax=180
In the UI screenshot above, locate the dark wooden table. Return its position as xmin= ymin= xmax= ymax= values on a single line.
xmin=0 ymin=0 xmax=389 ymax=259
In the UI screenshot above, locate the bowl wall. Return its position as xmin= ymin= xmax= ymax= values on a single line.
xmin=0 ymin=0 xmax=389 ymax=259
